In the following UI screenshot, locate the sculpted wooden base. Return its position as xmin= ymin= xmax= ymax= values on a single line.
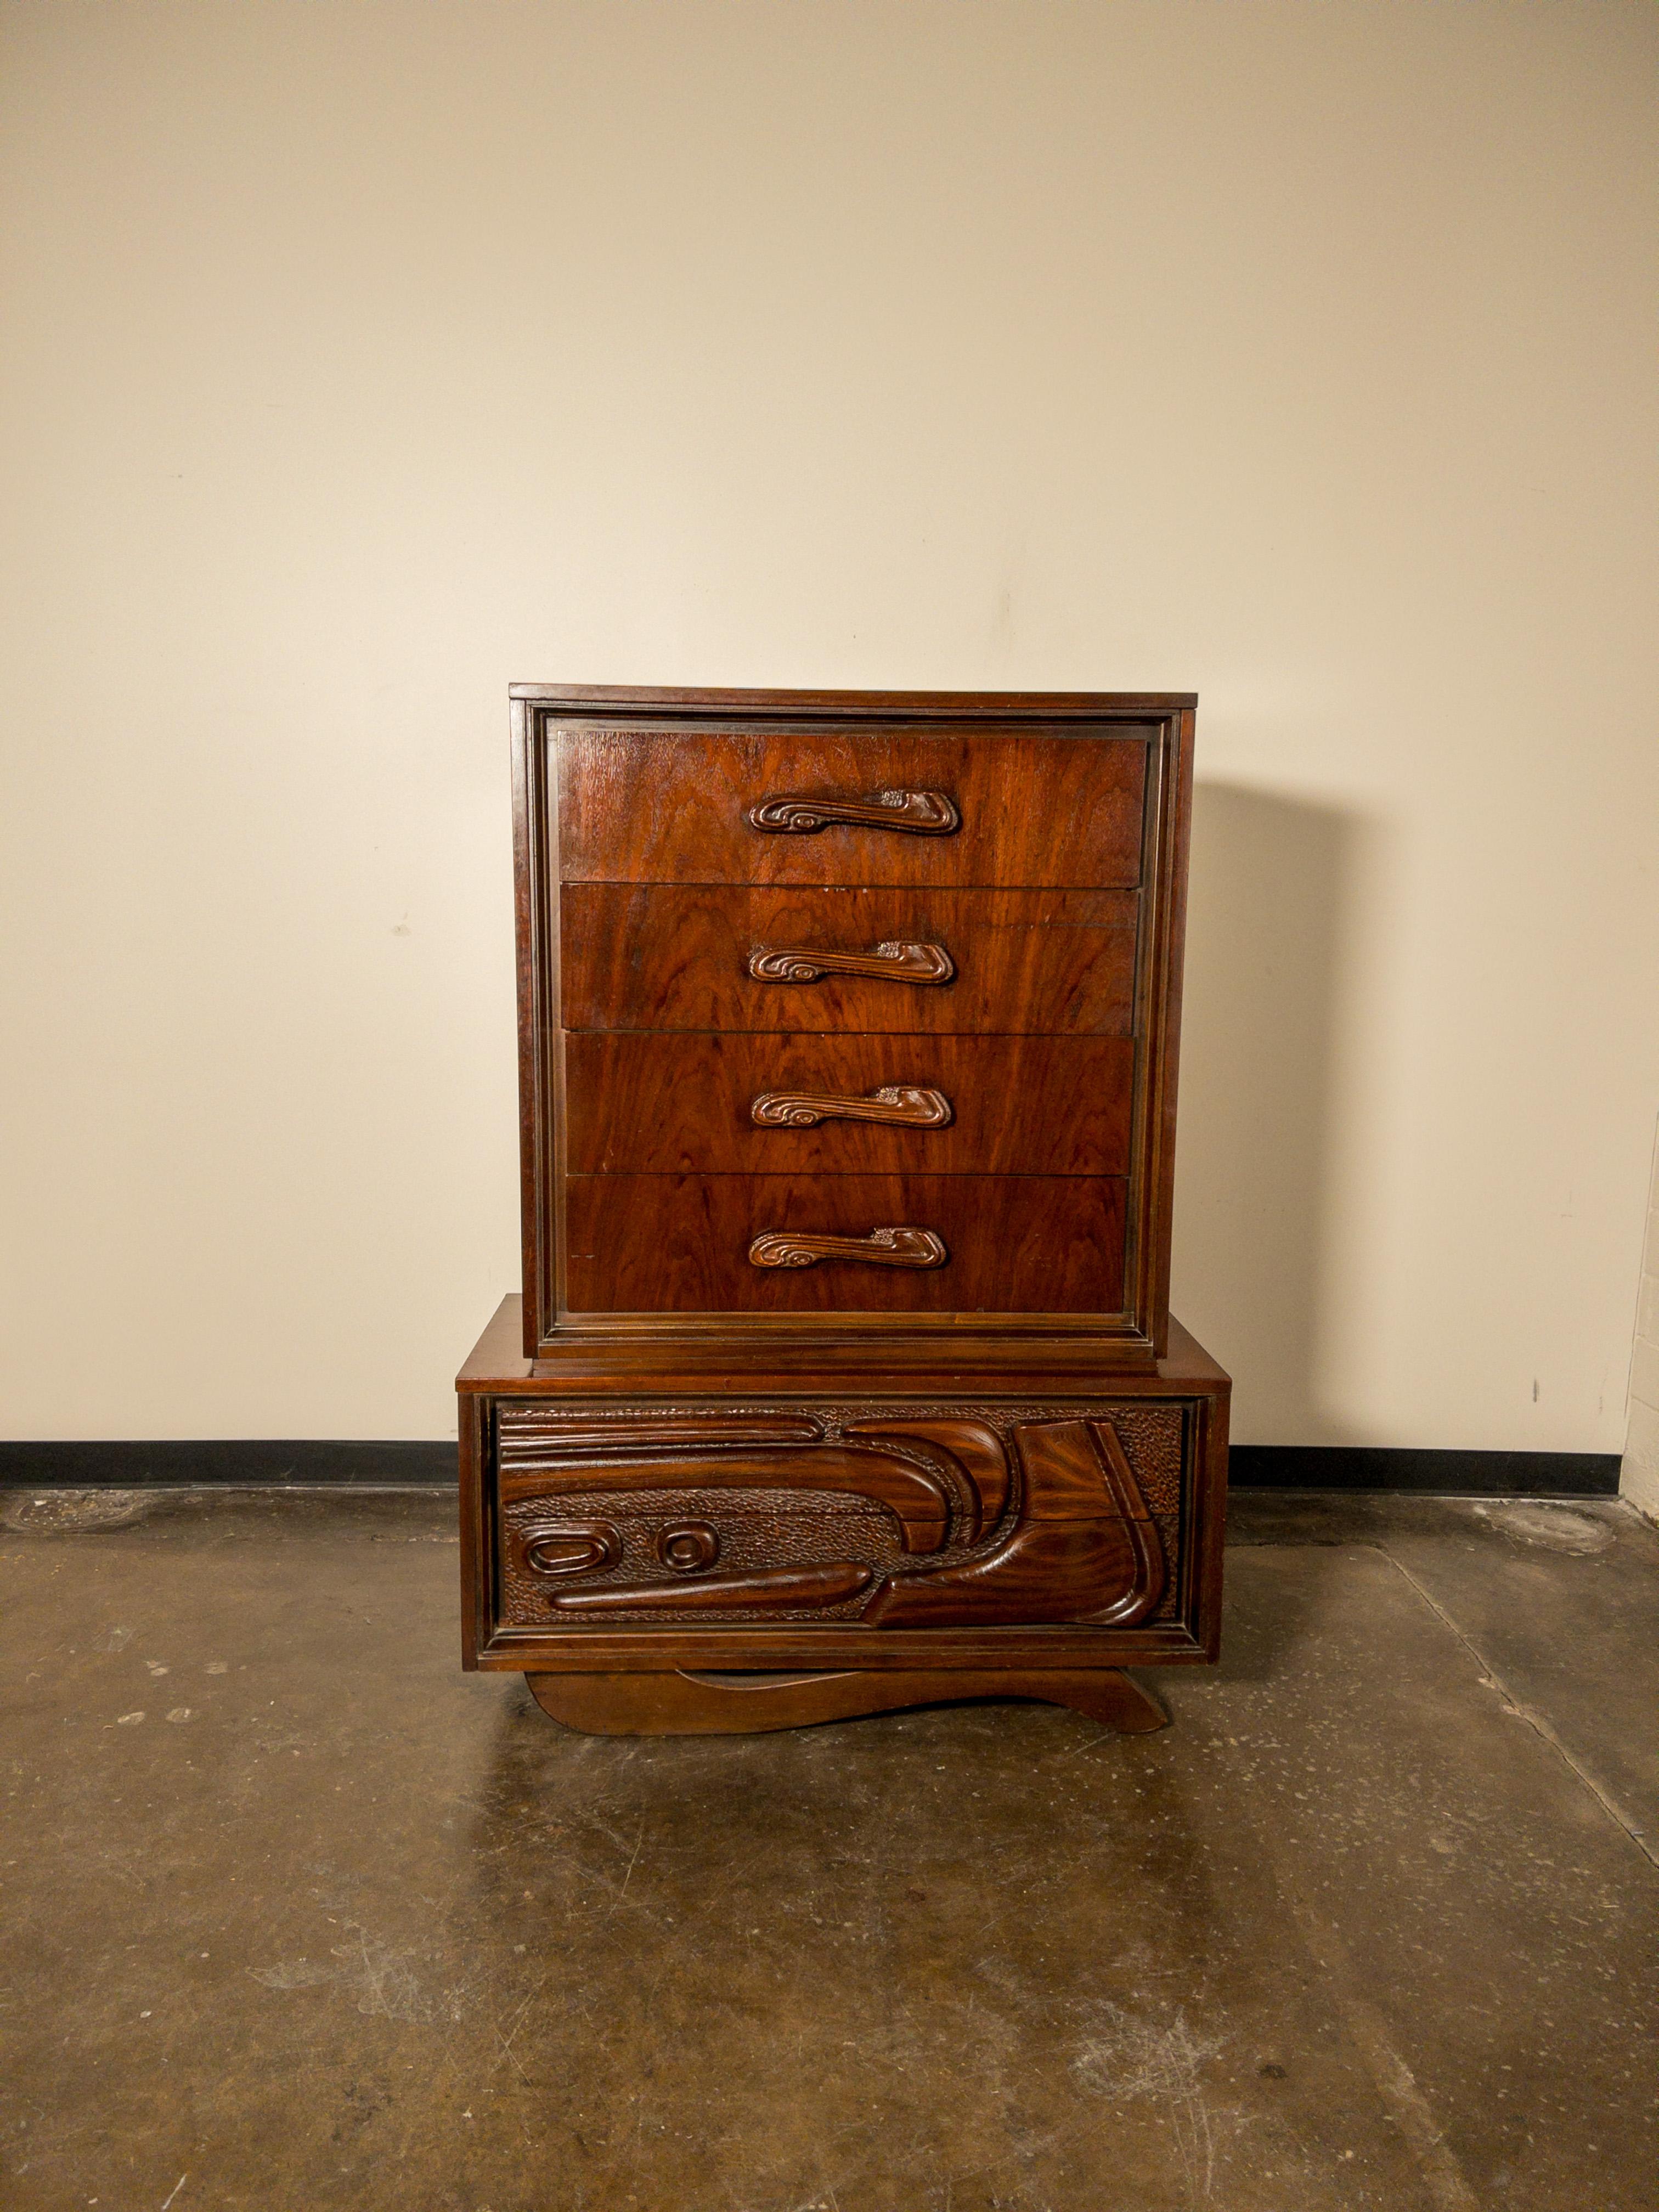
xmin=526 ymin=1664 xmax=1170 ymax=1737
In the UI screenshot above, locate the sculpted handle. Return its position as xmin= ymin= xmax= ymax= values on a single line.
xmin=748 ymin=788 xmax=960 ymax=836
xmin=747 ymin=940 xmax=955 ymax=986
xmin=749 ymin=1226 xmax=949 ymax=1271
xmin=751 ymin=1085 xmax=953 ymax=1131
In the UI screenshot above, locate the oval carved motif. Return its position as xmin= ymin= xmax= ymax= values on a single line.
xmin=656 ymin=1521 xmax=720 ymax=1573
xmin=521 ymin=1521 xmax=622 ymax=1578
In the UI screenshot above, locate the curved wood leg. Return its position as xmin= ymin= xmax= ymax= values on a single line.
xmin=524 ymin=1666 xmax=1170 ymax=1737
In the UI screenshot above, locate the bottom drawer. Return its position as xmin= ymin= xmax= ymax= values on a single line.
xmin=562 ymin=1173 xmax=1127 ymax=1312
xmin=488 ymin=1396 xmax=1197 ymax=1635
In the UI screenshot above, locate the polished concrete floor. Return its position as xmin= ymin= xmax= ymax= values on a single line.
xmin=3 ymin=1486 xmax=1656 ymax=2212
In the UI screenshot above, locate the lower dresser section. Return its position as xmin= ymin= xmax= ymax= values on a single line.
xmin=461 ymin=1329 xmax=1229 ymax=1673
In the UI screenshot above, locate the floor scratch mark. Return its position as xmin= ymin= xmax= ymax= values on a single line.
xmin=1379 ymin=1546 xmax=1658 ymax=1869
xmin=609 ymin=1820 xmax=646 ymax=1914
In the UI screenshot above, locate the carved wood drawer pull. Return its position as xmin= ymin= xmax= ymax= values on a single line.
xmin=748 ymin=788 xmax=960 ymax=836
xmin=751 ymin=1085 xmax=953 ymax=1130
xmin=749 ymin=1226 xmax=949 ymax=1270
xmin=747 ymin=940 xmax=955 ymax=986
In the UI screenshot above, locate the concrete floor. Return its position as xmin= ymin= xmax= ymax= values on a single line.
xmin=3 ymin=1488 xmax=1656 ymax=2212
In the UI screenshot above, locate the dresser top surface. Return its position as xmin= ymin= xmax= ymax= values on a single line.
xmin=510 ymin=684 xmax=1197 ymax=717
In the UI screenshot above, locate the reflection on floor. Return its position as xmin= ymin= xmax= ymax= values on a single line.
xmin=3 ymin=1485 xmax=1656 ymax=2211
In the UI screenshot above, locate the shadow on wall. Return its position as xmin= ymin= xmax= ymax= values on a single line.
xmin=1171 ymin=781 xmax=1373 ymax=1447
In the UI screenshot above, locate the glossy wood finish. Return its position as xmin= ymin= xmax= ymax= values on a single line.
xmin=563 ymin=1173 xmax=1129 ymax=1313
xmin=524 ymin=1665 xmax=1171 ymax=1735
xmin=562 ymin=1032 xmax=1135 ymax=1175
xmin=557 ymin=725 xmax=1150 ymax=887
xmin=485 ymin=686 xmax=1221 ymax=1731
xmin=560 ymin=883 xmax=1139 ymax=1035
xmin=459 ymin=1295 xmax=1231 ymax=1677
xmin=864 ymin=1418 xmax=1165 ymax=1628
xmin=519 ymin=686 xmax=1194 ymax=1355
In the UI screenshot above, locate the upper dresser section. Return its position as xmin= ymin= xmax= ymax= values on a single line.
xmin=511 ymin=687 xmax=1197 ymax=1366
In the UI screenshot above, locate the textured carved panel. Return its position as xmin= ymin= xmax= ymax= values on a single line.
xmin=864 ymin=1420 xmax=1164 ymax=1627
xmin=499 ymin=1485 xmax=905 ymax=1624
xmin=842 ymin=1418 xmax=1009 ymax=1543
xmin=493 ymin=1399 xmax=1191 ymax=1629
xmin=497 ymin=1435 xmax=951 ymax=1554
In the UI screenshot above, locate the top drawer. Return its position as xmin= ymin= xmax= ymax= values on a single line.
xmin=556 ymin=724 xmax=1150 ymax=888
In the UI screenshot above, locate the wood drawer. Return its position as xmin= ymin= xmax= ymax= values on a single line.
xmin=486 ymin=1392 xmax=1194 ymax=1636
xmin=563 ymin=1032 xmax=1135 ymax=1176
xmin=563 ymin=1173 xmax=1127 ymax=1313
xmin=556 ymin=724 xmax=1149 ymax=888
xmin=560 ymin=883 xmax=1138 ymax=1035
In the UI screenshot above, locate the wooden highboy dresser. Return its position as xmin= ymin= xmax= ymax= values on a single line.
xmin=458 ymin=687 xmax=1229 ymax=1735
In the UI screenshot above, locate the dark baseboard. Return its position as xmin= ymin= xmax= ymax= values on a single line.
xmin=0 ymin=1440 xmax=456 ymax=1488
xmin=0 ymin=1438 xmax=1624 ymax=1497
xmin=1228 ymin=1446 xmax=1622 ymax=1497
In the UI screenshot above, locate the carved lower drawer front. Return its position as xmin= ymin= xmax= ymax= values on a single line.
xmin=494 ymin=1401 xmax=1188 ymax=1630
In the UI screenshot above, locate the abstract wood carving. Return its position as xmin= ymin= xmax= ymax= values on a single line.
xmin=749 ymin=1085 xmax=953 ymax=1130
xmin=747 ymin=1226 xmax=949 ymax=1271
xmin=494 ymin=1407 xmax=1166 ymax=1628
xmin=747 ymin=941 xmax=955 ymax=986
xmin=747 ymin=788 xmax=960 ymax=836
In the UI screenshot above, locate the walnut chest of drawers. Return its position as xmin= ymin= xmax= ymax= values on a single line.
xmin=458 ymin=687 xmax=1229 ymax=1736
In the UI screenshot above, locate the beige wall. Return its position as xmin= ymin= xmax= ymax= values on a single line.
xmin=3 ymin=1 xmax=1657 ymax=1446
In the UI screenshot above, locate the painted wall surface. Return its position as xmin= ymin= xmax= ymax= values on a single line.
xmin=2 ymin=2 xmax=1657 ymax=1444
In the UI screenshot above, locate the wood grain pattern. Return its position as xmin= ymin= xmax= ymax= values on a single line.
xmin=865 ymin=1418 xmax=1165 ymax=1627
xmin=562 ymin=1174 xmax=1128 ymax=1313
xmin=560 ymin=884 xmax=1138 ymax=1035
xmin=557 ymin=725 xmax=1149 ymax=887
xmin=562 ymin=1033 xmax=1134 ymax=1175
xmin=844 ymin=1415 xmax=1011 ymax=1536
